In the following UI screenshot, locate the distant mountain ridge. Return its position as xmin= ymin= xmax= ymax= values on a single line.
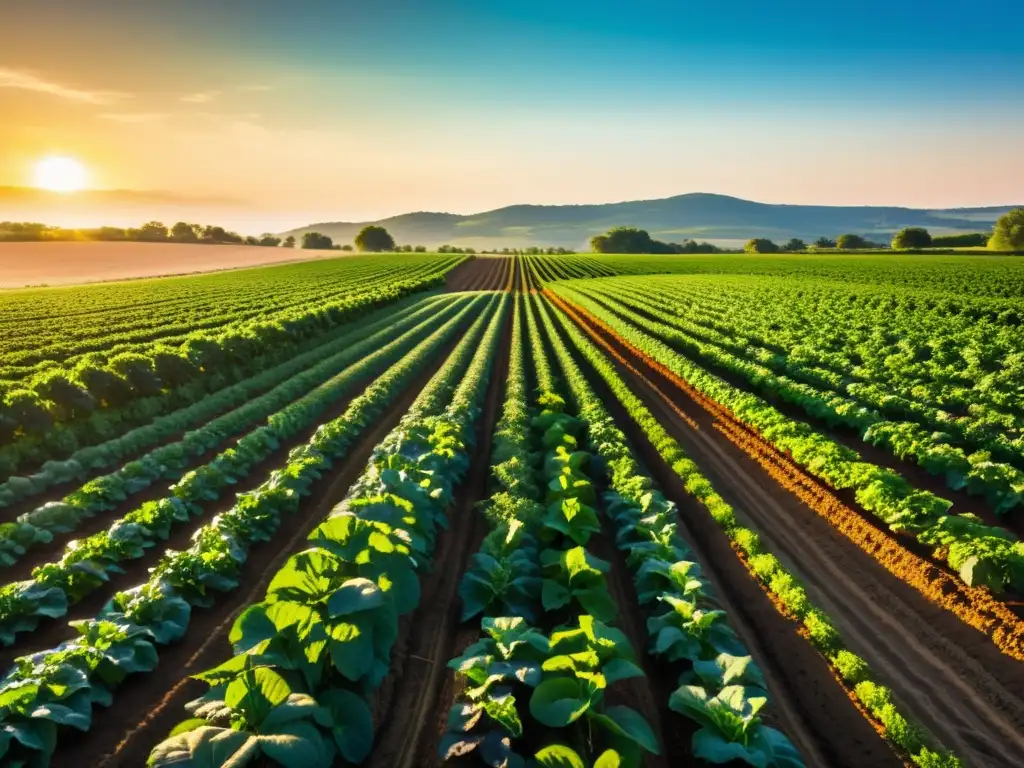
xmin=281 ymin=193 xmax=1018 ymax=249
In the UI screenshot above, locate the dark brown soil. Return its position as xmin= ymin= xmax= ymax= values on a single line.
xmin=550 ymin=293 xmax=1024 ymax=767
xmin=61 ymin=349 xmax=456 ymax=768
xmin=444 ymin=257 xmax=512 ymax=292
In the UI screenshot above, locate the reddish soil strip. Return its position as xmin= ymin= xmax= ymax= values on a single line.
xmin=548 ymin=292 xmax=1024 ymax=767
xmin=0 ymin=241 xmax=347 ymax=289
xmin=367 ymin=305 xmax=511 ymax=768
xmin=60 ymin=349 xmax=456 ymax=768
xmin=444 ymin=256 xmax=513 ymax=292
xmin=587 ymin=290 xmax=1024 ymax=533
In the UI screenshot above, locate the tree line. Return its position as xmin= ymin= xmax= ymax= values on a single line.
xmin=590 ymin=227 xmax=722 ymax=254
xmin=743 ymin=209 xmax=1023 ymax=253
xmin=0 ymin=221 xmax=284 ymax=247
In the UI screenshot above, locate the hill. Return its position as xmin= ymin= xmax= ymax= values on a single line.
xmin=280 ymin=193 xmax=1018 ymax=250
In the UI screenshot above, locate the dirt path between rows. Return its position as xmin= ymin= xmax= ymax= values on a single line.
xmin=444 ymin=256 xmax=512 ymax=292
xmin=549 ymin=294 xmax=1024 ymax=767
xmin=78 ymin=346 xmax=457 ymax=767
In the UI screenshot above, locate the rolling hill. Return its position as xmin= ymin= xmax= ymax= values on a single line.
xmin=280 ymin=193 xmax=1017 ymax=250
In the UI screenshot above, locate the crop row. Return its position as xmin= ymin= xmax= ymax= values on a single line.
xmin=0 ymin=294 xmax=493 ymax=766
xmin=0 ymin=292 xmax=452 ymax=510
xmin=551 ymin=285 xmax=1024 ymax=595
xmin=542 ymin=293 xmax=962 ymax=767
xmin=0 ymin=256 xmax=462 ymax=375
xmin=144 ymin=293 xmax=508 ymax=766
xmin=528 ymin=293 xmax=805 ymax=766
xmin=0 ymin=263 xmax=459 ymax=478
xmin=0 ymin=295 xmax=483 ymax=646
xmin=577 ymin=279 xmax=1024 ymax=512
xmin=520 ymin=253 xmax=1024 ymax=300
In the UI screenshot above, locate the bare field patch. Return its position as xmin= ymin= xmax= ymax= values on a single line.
xmin=0 ymin=241 xmax=341 ymax=288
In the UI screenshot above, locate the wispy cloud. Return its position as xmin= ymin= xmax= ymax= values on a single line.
xmin=97 ymin=112 xmax=169 ymax=123
xmin=0 ymin=66 xmax=129 ymax=104
xmin=181 ymin=90 xmax=222 ymax=103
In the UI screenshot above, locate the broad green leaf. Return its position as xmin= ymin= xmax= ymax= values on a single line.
xmin=534 ymin=743 xmax=585 ymax=768
xmin=258 ymin=720 xmax=333 ymax=767
xmin=530 ymin=678 xmax=590 ymax=727
xmin=326 ymin=577 xmax=384 ymax=617
xmin=598 ymin=705 xmax=660 ymax=754
xmin=225 ymin=667 xmax=292 ymax=727
xmin=147 ymin=725 xmax=258 ymax=767
xmin=594 ymin=749 xmax=623 ymax=768
xmin=319 ymin=688 xmax=373 ymax=762
xmin=328 ymin=621 xmax=375 ymax=681
xmin=603 ymin=658 xmax=644 ymax=685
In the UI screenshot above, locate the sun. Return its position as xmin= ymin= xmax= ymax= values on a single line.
xmin=34 ymin=156 xmax=88 ymax=193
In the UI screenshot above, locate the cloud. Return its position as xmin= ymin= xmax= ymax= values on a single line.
xmin=240 ymin=84 xmax=273 ymax=92
xmin=181 ymin=90 xmax=222 ymax=103
xmin=97 ymin=112 xmax=169 ymax=123
xmin=0 ymin=66 xmax=129 ymax=104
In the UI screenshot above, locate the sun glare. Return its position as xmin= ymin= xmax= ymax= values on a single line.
xmin=34 ymin=156 xmax=88 ymax=193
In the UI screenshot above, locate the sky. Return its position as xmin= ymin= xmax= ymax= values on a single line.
xmin=1 ymin=0 xmax=1022 ymax=230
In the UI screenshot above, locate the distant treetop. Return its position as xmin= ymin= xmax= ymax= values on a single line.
xmin=354 ymin=225 xmax=396 ymax=252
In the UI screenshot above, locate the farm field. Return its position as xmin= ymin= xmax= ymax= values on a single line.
xmin=0 ymin=241 xmax=347 ymax=289
xmin=0 ymin=252 xmax=1022 ymax=768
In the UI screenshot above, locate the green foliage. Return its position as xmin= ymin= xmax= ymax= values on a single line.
xmin=744 ymin=238 xmax=779 ymax=254
xmin=930 ymin=232 xmax=987 ymax=247
xmin=836 ymin=233 xmax=868 ymax=249
xmin=354 ymin=225 xmax=396 ymax=252
xmin=301 ymin=231 xmax=333 ymax=250
xmin=891 ymin=227 xmax=932 ymax=249
xmin=989 ymin=208 xmax=1024 ymax=251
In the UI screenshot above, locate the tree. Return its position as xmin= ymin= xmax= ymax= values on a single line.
xmin=133 ymin=221 xmax=168 ymax=242
xmin=282 ymin=235 xmax=296 ymax=248
xmin=354 ymin=225 xmax=396 ymax=252
xmin=891 ymin=227 xmax=932 ymax=249
xmin=744 ymin=238 xmax=779 ymax=254
xmin=301 ymin=232 xmax=334 ymax=250
xmin=170 ymin=222 xmax=200 ymax=243
xmin=591 ymin=227 xmax=655 ymax=253
xmin=341 ymin=244 xmax=354 ymax=251
xmin=414 ymin=245 xmax=427 ymax=253
xmin=258 ymin=233 xmax=282 ymax=247
xmin=990 ymin=208 xmax=1024 ymax=251
xmin=782 ymin=238 xmax=806 ymax=251
xmin=836 ymin=234 xmax=868 ymax=250
xmin=814 ymin=237 xmax=836 ymax=248
xmin=932 ymin=233 xmax=988 ymax=247
xmin=244 ymin=235 xmax=260 ymax=246
xmin=201 ymin=226 xmax=243 ymax=244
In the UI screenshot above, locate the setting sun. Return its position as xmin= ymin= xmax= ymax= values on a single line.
xmin=34 ymin=156 xmax=88 ymax=193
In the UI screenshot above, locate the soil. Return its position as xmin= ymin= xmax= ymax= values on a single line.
xmin=444 ymin=256 xmax=513 ymax=292
xmin=0 ymin=242 xmax=343 ymax=289
xmin=49 ymin=347 xmax=456 ymax=767
xmin=549 ymin=292 xmax=1024 ymax=768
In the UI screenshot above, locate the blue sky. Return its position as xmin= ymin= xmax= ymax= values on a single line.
xmin=1 ymin=0 xmax=1021 ymax=225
